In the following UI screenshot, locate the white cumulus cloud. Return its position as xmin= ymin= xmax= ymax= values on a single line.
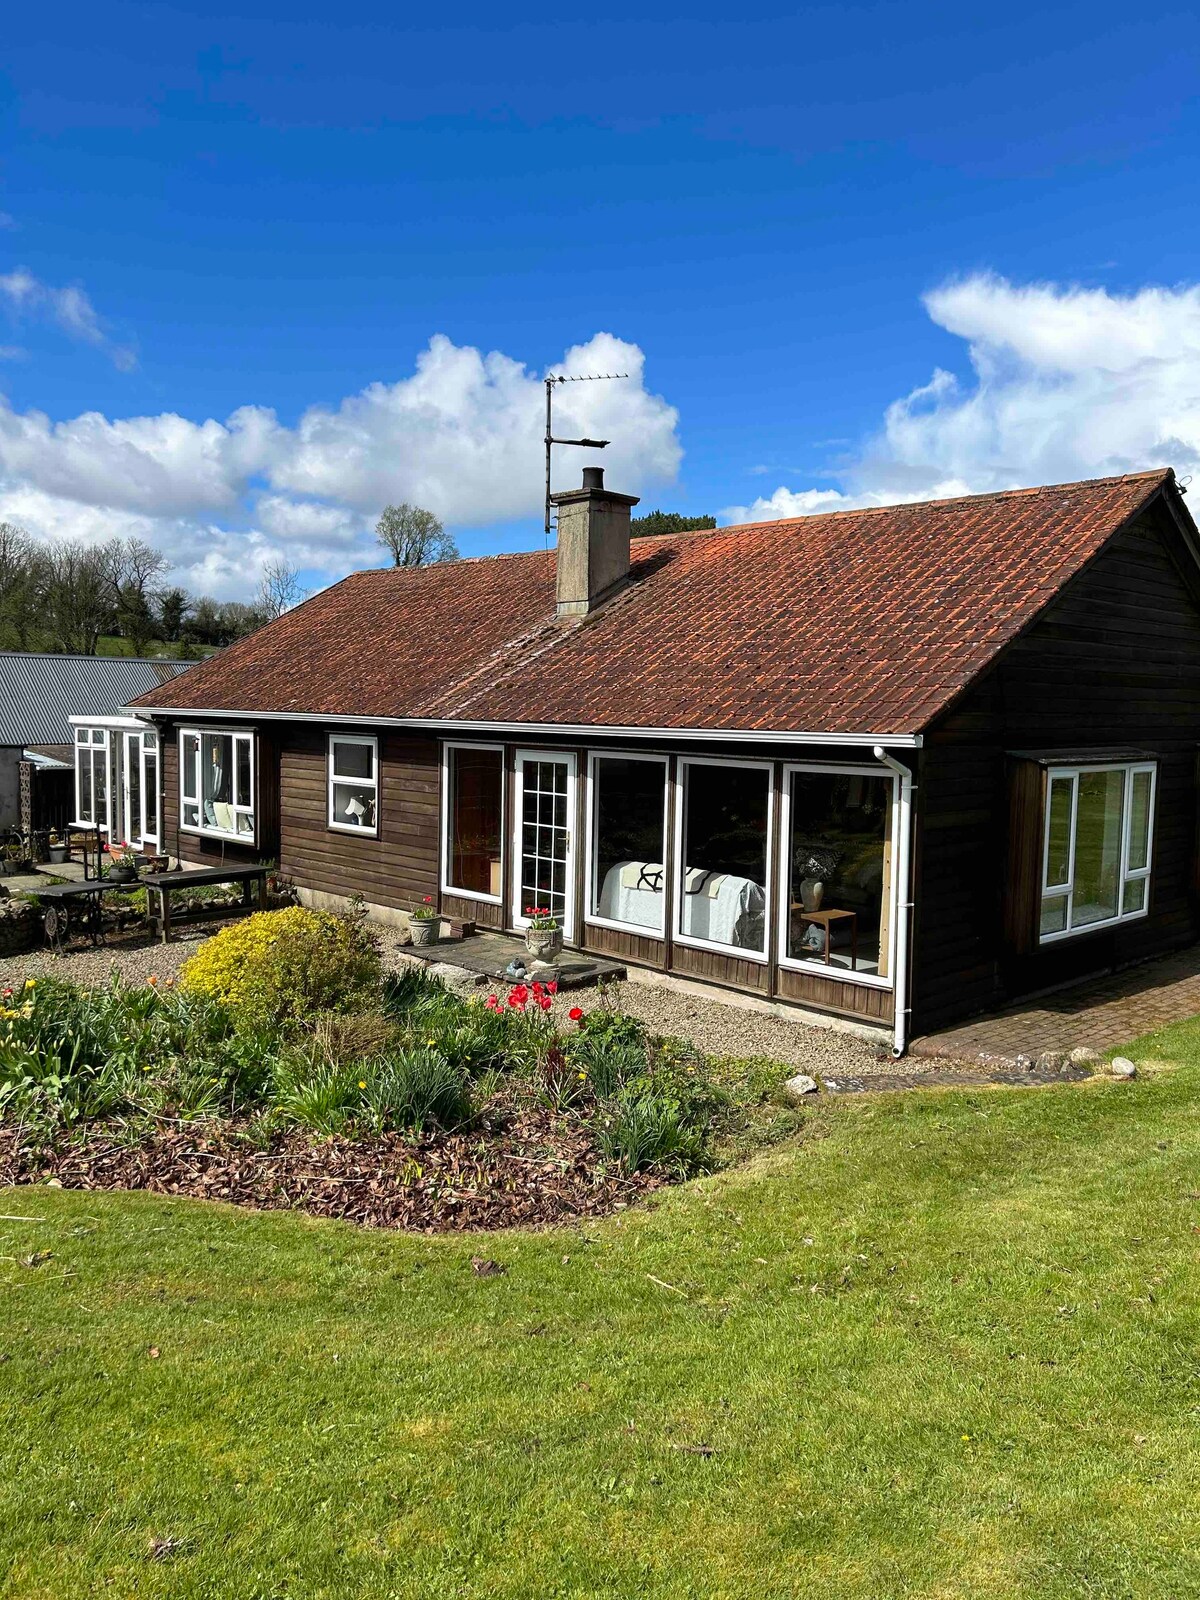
xmin=0 ymin=332 xmax=681 ymax=599
xmin=724 ymin=274 xmax=1200 ymax=524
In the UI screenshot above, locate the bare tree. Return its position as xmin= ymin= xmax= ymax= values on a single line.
xmin=255 ymin=557 xmax=307 ymax=622
xmin=101 ymin=536 xmax=171 ymax=655
xmin=0 ymin=523 xmax=47 ymax=649
xmin=42 ymin=541 xmax=113 ymax=654
xmin=375 ymin=503 xmax=458 ymax=568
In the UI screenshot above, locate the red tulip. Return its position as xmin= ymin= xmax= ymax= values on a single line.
xmin=568 ymin=1006 xmax=583 ymax=1022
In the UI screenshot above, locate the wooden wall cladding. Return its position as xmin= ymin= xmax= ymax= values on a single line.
xmin=581 ymin=920 xmax=666 ymax=969
xmin=278 ymin=726 xmax=440 ymax=910
xmin=775 ymin=966 xmax=895 ymax=1023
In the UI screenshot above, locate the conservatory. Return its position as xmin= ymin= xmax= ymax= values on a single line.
xmin=70 ymin=716 xmax=160 ymax=850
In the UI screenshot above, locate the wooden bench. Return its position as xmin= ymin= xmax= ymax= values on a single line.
xmin=142 ymin=865 xmax=270 ymax=943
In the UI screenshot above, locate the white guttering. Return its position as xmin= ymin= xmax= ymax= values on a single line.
xmin=122 ymin=706 xmax=924 ymax=749
xmin=874 ymin=745 xmax=916 ymax=1058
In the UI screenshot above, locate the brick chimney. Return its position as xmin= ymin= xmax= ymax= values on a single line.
xmin=552 ymin=466 xmax=640 ymax=619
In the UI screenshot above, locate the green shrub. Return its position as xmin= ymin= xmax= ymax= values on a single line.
xmin=360 ymin=1046 xmax=472 ymax=1134
xmin=181 ymin=907 xmax=382 ymax=1025
xmin=271 ymin=1052 xmax=362 ymax=1134
xmin=595 ymin=1088 xmax=713 ymax=1176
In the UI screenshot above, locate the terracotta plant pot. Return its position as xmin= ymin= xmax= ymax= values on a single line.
xmin=525 ymin=927 xmax=563 ymax=962
xmin=410 ymin=917 xmax=438 ymax=947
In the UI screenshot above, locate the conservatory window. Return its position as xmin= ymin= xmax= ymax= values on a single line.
xmin=1039 ymin=763 xmax=1155 ymax=941
xmin=675 ymin=758 xmax=771 ymax=960
xmin=779 ymin=766 xmax=897 ymax=985
xmin=587 ymin=753 xmax=668 ymax=935
xmin=179 ymin=728 xmax=256 ymax=841
xmin=328 ymin=735 xmax=379 ymax=835
xmin=442 ymin=743 xmax=503 ymax=902
xmin=74 ymin=726 xmax=109 ymax=830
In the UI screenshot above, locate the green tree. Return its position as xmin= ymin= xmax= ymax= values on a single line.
xmin=158 ymin=587 xmax=191 ymax=642
xmin=629 ymin=510 xmax=716 ymax=539
xmin=375 ymin=503 xmax=458 ymax=567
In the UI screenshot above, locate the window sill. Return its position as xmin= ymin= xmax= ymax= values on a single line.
xmin=584 ymin=912 xmax=666 ymax=940
xmin=1039 ymin=906 xmax=1149 ymax=945
xmin=441 ymin=883 xmax=503 ymax=906
xmin=777 ymin=955 xmax=893 ymax=990
xmin=673 ymin=930 xmax=768 ymax=965
xmin=327 ymin=821 xmax=379 ymax=838
xmin=180 ymin=824 xmax=258 ymax=846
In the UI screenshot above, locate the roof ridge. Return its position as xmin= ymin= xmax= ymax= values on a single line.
xmin=716 ymin=468 xmax=1172 ymax=535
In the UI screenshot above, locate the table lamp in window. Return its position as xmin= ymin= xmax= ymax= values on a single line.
xmin=344 ymin=794 xmax=368 ymax=825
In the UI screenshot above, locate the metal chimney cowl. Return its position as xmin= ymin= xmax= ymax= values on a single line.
xmin=550 ymin=467 xmax=640 ymax=619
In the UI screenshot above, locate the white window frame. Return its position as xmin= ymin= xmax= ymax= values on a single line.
xmin=327 ymin=733 xmax=379 ymax=837
xmin=512 ymin=749 xmax=578 ymax=940
xmin=440 ymin=740 xmax=506 ymax=905
xmin=776 ymin=761 xmax=900 ymax=991
xmin=674 ymin=755 xmax=774 ymax=965
xmin=140 ymin=729 xmax=160 ymax=847
xmin=73 ymin=724 xmax=111 ymax=833
xmin=584 ymin=749 xmax=670 ymax=939
xmin=1039 ymin=761 xmax=1156 ymax=945
xmin=178 ymin=726 xmax=257 ymax=844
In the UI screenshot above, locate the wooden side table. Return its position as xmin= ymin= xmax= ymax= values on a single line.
xmin=796 ymin=907 xmax=858 ymax=969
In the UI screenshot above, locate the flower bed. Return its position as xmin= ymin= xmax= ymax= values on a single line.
xmin=0 ymin=911 xmax=745 ymax=1230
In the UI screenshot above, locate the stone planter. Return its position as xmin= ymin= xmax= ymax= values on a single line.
xmin=48 ymin=845 xmax=69 ymax=864
xmin=524 ymin=926 xmax=563 ymax=962
xmin=106 ymin=863 xmax=138 ymax=885
xmin=410 ymin=917 xmax=438 ymax=947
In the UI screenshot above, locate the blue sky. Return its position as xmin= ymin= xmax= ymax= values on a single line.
xmin=2 ymin=0 xmax=1200 ymax=596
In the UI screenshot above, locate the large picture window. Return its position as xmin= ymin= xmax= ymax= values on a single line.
xmin=328 ymin=735 xmax=378 ymax=834
xmin=676 ymin=758 xmax=771 ymax=959
xmin=1040 ymin=762 xmax=1155 ymax=941
xmin=180 ymin=728 xmax=256 ymax=842
xmin=779 ymin=766 xmax=896 ymax=985
xmin=443 ymin=743 xmax=504 ymax=902
xmin=587 ymin=753 xmax=668 ymax=935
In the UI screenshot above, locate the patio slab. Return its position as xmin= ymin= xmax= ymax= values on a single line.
xmin=406 ymin=930 xmax=626 ymax=991
xmin=911 ymin=942 xmax=1200 ymax=1064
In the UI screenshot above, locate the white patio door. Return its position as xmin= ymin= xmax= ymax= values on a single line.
xmin=121 ymin=731 xmax=142 ymax=846
xmin=512 ymin=751 xmax=577 ymax=941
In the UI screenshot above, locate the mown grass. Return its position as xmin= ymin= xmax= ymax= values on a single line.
xmin=1 ymin=1038 xmax=1198 ymax=1599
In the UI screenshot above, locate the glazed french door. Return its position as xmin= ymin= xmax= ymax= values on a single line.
xmin=512 ymin=751 xmax=577 ymax=941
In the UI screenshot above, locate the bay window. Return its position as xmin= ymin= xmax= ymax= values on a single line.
xmin=676 ymin=758 xmax=771 ymax=959
xmin=328 ymin=735 xmax=379 ymax=834
xmin=180 ymin=728 xmax=256 ymax=842
xmin=1040 ymin=762 xmax=1155 ymax=941
xmin=442 ymin=743 xmax=503 ymax=902
xmin=779 ymin=765 xmax=897 ymax=984
xmin=588 ymin=753 xmax=668 ymax=935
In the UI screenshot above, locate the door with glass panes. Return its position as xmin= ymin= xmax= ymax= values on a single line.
xmin=512 ymin=751 xmax=577 ymax=941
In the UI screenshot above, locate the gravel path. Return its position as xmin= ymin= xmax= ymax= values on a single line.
xmin=3 ymin=922 xmax=957 ymax=1083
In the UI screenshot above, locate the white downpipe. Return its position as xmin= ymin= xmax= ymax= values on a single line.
xmin=874 ymin=745 xmax=915 ymax=1058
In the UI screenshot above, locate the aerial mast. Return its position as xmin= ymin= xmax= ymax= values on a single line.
xmin=543 ymin=371 xmax=628 ymax=543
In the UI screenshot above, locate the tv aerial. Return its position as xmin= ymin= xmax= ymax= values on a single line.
xmin=544 ymin=371 xmax=628 ymax=542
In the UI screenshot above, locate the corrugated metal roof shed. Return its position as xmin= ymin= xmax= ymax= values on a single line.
xmin=0 ymin=652 xmax=195 ymax=747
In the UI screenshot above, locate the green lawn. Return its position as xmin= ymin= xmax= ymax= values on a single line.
xmin=2 ymin=1035 xmax=1198 ymax=1599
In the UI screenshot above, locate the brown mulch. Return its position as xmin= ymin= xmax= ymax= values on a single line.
xmin=0 ymin=1106 xmax=661 ymax=1232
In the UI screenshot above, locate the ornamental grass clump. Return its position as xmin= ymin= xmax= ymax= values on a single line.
xmin=181 ymin=906 xmax=382 ymax=1025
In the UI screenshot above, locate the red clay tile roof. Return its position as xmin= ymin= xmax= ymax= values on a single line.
xmin=131 ymin=470 xmax=1181 ymax=736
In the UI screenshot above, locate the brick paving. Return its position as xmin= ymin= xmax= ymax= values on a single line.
xmin=911 ymin=943 xmax=1200 ymax=1065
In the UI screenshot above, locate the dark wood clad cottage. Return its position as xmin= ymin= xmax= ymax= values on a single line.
xmin=107 ymin=465 xmax=1200 ymax=1054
